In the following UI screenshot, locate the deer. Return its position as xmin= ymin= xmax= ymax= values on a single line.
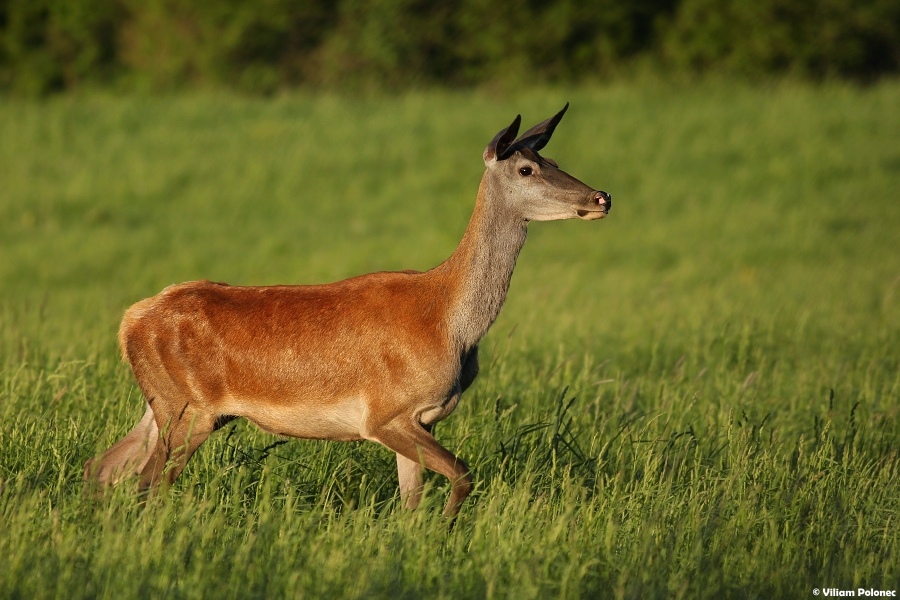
xmin=83 ymin=103 xmax=612 ymax=516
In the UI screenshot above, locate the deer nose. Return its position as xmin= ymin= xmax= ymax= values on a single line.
xmin=594 ymin=190 xmax=612 ymax=211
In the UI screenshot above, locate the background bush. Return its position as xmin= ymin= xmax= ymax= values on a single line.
xmin=1 ymin=0 xmax=898 ymax=95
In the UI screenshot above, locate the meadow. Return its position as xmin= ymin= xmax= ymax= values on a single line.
xmin=0 ymin=82 xmax=898 ymax=599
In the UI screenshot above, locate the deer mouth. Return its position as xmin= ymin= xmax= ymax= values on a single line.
xmin=576 ymin=208 xmax=609 ymax=220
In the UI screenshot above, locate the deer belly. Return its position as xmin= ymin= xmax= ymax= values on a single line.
xmin=222 ymin=395 xmax=368 ymax=441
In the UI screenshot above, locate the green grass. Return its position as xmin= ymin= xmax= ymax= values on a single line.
xmin=1 ymin=81 xmax=898 ymax=599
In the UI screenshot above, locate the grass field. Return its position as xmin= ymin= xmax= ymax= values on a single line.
xmin=1 ymin=82 xmax=898 ymax=599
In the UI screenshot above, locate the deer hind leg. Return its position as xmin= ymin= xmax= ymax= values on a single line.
xmin=84 ymin=405 xmax=159 ymax=488
xmin=377 ymin=420 xmax=472 ymax=517
xmin=138 ymin=401 xmax=216 ymax=493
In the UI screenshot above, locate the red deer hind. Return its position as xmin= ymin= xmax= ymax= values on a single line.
xmin=84 ymin=104 xmax=612 ymax=516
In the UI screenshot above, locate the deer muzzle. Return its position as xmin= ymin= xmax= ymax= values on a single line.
xmin=594 ymin=190 xmax=612 ymax=212
xmin=576 ymin=190 xmax=612 ymax=220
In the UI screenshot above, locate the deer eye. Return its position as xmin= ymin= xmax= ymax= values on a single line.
xmin=518 ymin=166 xmax=533 ymax=176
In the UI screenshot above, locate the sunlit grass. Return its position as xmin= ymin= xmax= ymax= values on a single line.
xmin=1 ymin=81 xmax=898 ymax=598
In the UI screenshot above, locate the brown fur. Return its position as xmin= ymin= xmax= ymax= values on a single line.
xmin=84 ymin=107 xmax=610 ymax=516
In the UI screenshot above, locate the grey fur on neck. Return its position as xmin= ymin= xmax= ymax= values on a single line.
xmin=440 ymin=174 xmax=528 ymax=352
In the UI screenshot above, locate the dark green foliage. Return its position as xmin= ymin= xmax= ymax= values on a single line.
xmin=0 ymin=0 xmax=122 ymax=94
xmin=662 ymin=0 xmax=900 ymax=80
xmin=1 ymin=0 xmax=898 ymax=95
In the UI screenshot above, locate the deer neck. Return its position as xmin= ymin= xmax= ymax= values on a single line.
xmin=438 ymin=174 xmax=528 ymax=352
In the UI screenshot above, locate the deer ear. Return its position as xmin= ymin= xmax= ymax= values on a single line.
xmin=483 ymin=115 xmax=521 ymax=165
xmin=503 ymin=103 xmax=569 ymax=157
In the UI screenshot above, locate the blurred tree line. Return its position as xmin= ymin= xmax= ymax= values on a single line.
xmin=1 ymin=0 xmax=898 ymax=95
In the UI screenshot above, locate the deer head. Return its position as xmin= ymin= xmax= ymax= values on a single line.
xmin=482 ymin=103 xmax=611 ymax=222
